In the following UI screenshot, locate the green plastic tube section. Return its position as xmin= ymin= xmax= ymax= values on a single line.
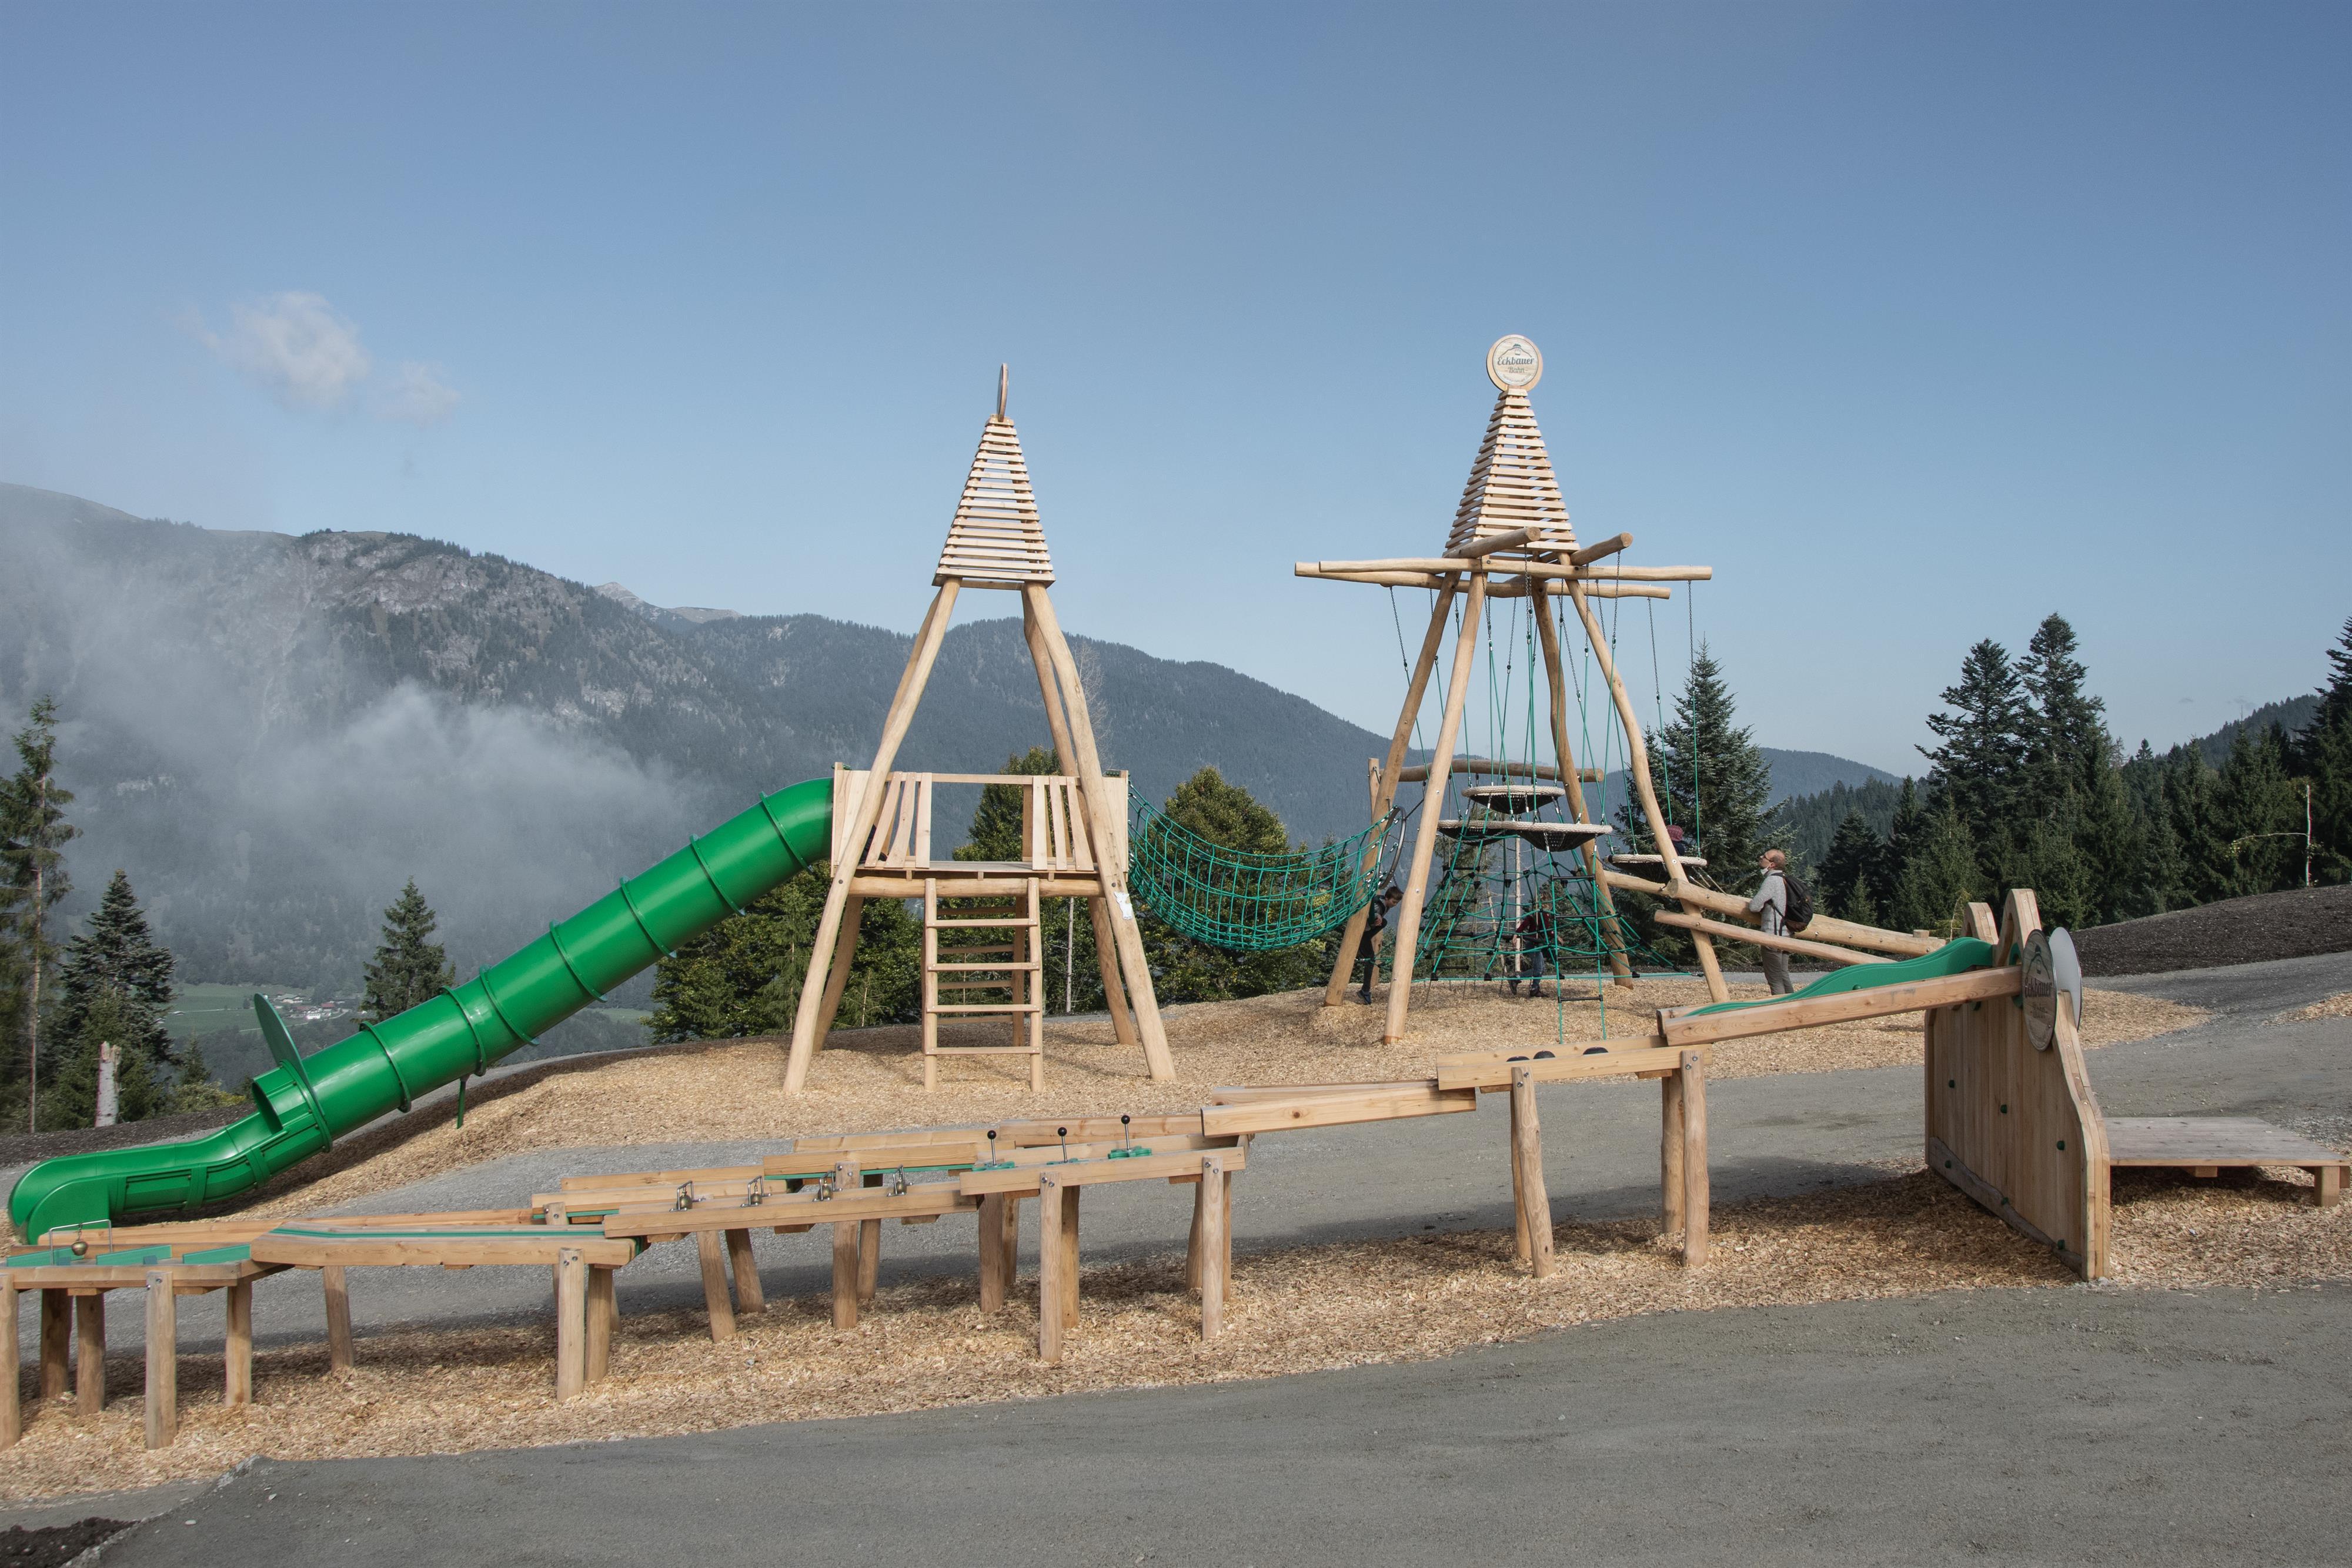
xmin=8 ymin=777 xmax=833 ymax=1242
xmin=1679 ymin=937 xmax=1997 ymax=1018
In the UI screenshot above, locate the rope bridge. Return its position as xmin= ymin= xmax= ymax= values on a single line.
xmin=1127 ymin=800 xmax=1396 ymax=951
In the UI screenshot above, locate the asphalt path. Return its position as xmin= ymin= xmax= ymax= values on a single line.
xmin=20 ymin=952 xmax=2352 ymax=1561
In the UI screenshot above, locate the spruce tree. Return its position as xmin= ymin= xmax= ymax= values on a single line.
xmin=2017 ymin=614 xmax=2107 ymax=805
xmin=1635 ymin=643 xmax=1778 ymax=875
xmin=2296 ymin=618 xmax=2352 ymax=883
xmin=1918 ymin=640 xmax=2030 ymax=861
xmin=1819 ymin=809 xmax=1886 ymax=924
xmin=956 ymin=747 xmax=1061 ymax=864
xmin=1 ymin=696 xmax=76 ymax=1131
xmin=363 ymin=880 xmax=456 ymax=1021
xmin=649 ymin=864 xmax=921 ymax=1041
xmin=1873 ymin=778 xmax=1927 ymax=919
xmin=58 ymin=870 xmax=178 ymax=1066
xmin=1890 ymin=795 xmax=1980 ymax=938
xmin=2213 ymin=725 xmax=2300 ymax=895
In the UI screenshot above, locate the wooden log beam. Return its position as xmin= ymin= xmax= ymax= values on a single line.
xmin=1036 ymin=1176 xmax=1067 ymax=1365
xmin=39 ymin=1289 xmax=68 ymax=1402
xmin=1198 ymin=1154 xmax=1228 ymax=1340
xmin=1393 ymin=757 xmax=1604 ymax=785
xmin=223 ymin=1281 xmax=253 ymax=1407
xmin=1568 ymin=533 xmax=1634 ymax=567
xmin=0 ymin=1281 xmax=16 ymax=1448
xmin=1532 ymin=579 xmax=1631 ymax=984
xmin=724 ymin=1228 xmax=764 ymax=1315
xmin=1658 ymin=966 xmax=2023 ymax=1049
xmin=143 ymin=1271 xmax=176 ymax=1449
xmin=830 ymin=1221 xmax=860 ymax=1330
xmin=554 ymin=1248 xmax=586 ymax=1403
xmin=1511 ymin=1066 xmax=1556 ymax=1281
xmin=1202 ymin=1084 xmax=1475 ymax=1137
xmin=1681 ymin=1052 xmax=1710 ymax=1267
xmin=694 ymin=1231 xmax=736 ymax=1342
xmin=1598 ymin=868 xmax=1944 ymax=958
xmin=977 ymin=1193 xmax=1008 ymax=1311
xmin=586 ymin=1266 xmax=615 ymax=1384
xmin=1650 ymin=911 xmax=1890 ymax=967
xmin=1385 ymin=569 xmax=1488 ymax=1043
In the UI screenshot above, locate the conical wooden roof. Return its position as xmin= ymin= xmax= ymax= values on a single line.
xmin=934 ymin=408 xmax=1055 ymax=589
xmin=1441 ymin=386 xmax=1576 ymax=560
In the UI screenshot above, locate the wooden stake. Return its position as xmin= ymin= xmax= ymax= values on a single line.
xmin=1324 ymin=579 xmax=1461 ymax=1005
xmin=724 ymin=1227 xmax=764 ymax=1315
xmin=1026 ymin=598 xmax=1137 ymax=1051
xmin=586 ymin=1266 xmax=615 ymax=1384
xmin=1531 ymin=580 xmax=1630 ymax=984
xmin=1681 ymin=1050 xmax=1710 ymax=1265
xmin=1511 ymin=1066 xmax=1556 ymax=1279
xmin=1509 ymin=1082 xmax=1530 ymax=1265
xmin=74 ymin=1293 xmax=105 ymax=1414
xmin=830 ymin=1221 xmax=860 ymax=1330
xmin=694 ymin=1230 xmax=737 ymax=1342
xmin=1059 ymin=1182 xmax=1081 ymax=1329
xmin=1660 ymin=1071 xmax=1686 ymax=1236
xmin=1185 ymin=1174 xmax=1207 ymax=1293
xmin=39 ymin=1289 xmax=66 ymax=1402
xmin=858 ymin=1217 xmax=882 ymax=1303
xmin=1036 ymin=1176 xmax=1066 ymax=1363
xmin=1563 ymin=579 xmax=1729 ymax=1004
xmin=978 ymin=1193 xmax=1008 ymax=1310
xmin=322 ymin=1263 xmax=353 ymax=1372
xmin=554 ymin=1247 xmax=586 ymax=1403
xmin=811 ymin=894 xmax=867 ymax=1041
xmin=0 ymin=1281 xmax=18 ymax=1447
xmin=143 ymin=1271 xmax=176 ymax=1449
xmin=1220 ymin=1163 xmax=1237 ymax=1303
xmin=1023 ymin=583 xmax=1175 ymax=1080
xmin=1199 ymin=1153 xmax=1227 ymax=1339
xmin=1384 ymin=571 xmax=1490 ymax=1044
xmin=223 ymin=1281 xmax=253 ymax=1407
xmin=787 ymin=581 xmax=962 ymax=1091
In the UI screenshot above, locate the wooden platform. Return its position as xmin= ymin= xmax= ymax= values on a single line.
xmin=2107 ymin=1117 xmax=2347 ymax=1203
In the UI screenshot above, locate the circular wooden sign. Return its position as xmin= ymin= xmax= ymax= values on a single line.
xmin=1487 ymin=335 xmax=1543 ymax=392
xmin=2022 ymin=929 xmax=2056 ymax=1051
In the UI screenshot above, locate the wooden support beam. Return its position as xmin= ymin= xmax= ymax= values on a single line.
xmin=143 ymin=1271 xmax=176 ymax=1449
xmin=322 ymin=1264 xmax=353 ymax=1372
xmin=830 ymin=1222 xmax=860 ymax=1330
xmin=586 ymin=1266 xmax=615 ymax=1384
xmin=1386 ymin=570 xmax=1489 ymax=1043
xmin=1532 ymin=580 xmax=1630 ymax=984
xmin=1511 ymin=1066 xmax=1556 ymax=1281
xmin=1202 ymin=1084 xmax=1472 ymax=1136
xmin=1324 ymin=579 xmax=1459 ymax=1006
xmin=1658 ymin=966 xmax=2022 ymax=1049
xmin=1198 ymin=1153 xmax=1227 ymax=1341
xmin=1681 ymin=1052 xmax=1710 ymax=1267
xmin=694 ymin=1230 xmax=737 ymax=1342
xmin=977 ymin=1193 xmax=1008 ymax=1310
xmin=39 ymin=1289 xmax=68 ymax=1402
xmin=1651 ymin=910 xmax=1889 ymax=967
xmin=724 ymin=1228 xmax=764 ymax=1315
xmin=1601 ymin=869 xmax=1942 ymax=958
xmin=1036 ymin=1176 xmax=1067 ymax=1365
xmin=1058 ymin=1183 xmax=1081 ymax=1330
xmin=223 ymin=1281 xmax=253 ymax=1408
xmin=554 ymin=1248 xmax=586 ymax=1403
xmin=1568 ymin=532 xmax=1634 ymax=567
xmin=1661 ymin=1071 xmax=1686 ymax=1237
xmin=858 ymin=1217 xmax=882 ymax=1304
xmin=1436 ymin=1042 xmax=1681 ymax=1092
xmin=74 ymin=1292 xmax=105 ymax=1414
xmin=0 ymin=1281 xmax=18 ymax=1447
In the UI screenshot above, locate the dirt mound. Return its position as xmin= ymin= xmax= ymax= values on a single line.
xmin=2072 ymin=885 xmax=2352 ymax=977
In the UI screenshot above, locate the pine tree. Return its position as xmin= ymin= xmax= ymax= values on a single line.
xmin=1 ymin=696 xmax=76 ymax=1132
xmin=58 ymin=870 xmax=178 ymax=1068
xmin=957 ymin=747 xmax=1061 ymax=863
xmin=44 ymin=988 xmax=158 ymax=1129
xmin=649 ymin=864 xmax=921 ymax=1041
xmin=363 ymin=880 xmax=456 ymax=1021
xmin=2017 ymin=614 xmax=2107 ymax=807
xmin=1634 ymin=643 xmax=1778 ymax=876
xmin=2296 ymin=618 xmax=2352 ymax=884
xmin=169 ymin=1035 xmax=242 ymax=1113
xmin=2213 ymin=725 xmax=2300 ymax=895
xmin=1819 ymin=809 xmax=1886 ymax=924
xmin=1873 ymin=778 xmax=1927 ymax=920
xmin=1919 ymin=640 xmax=2031 ymax=862
xmin=1890 ymin=795 xmax=1980 ymax=938
xmin=1140 ymin=768 xmax=1331 ymax=1004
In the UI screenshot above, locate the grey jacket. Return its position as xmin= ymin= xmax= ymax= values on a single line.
xmin=1748 ymin=871 xmax=1788 ymax=937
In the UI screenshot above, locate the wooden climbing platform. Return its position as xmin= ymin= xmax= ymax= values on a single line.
xmin=2107 ymin=1116 xmax=2347 ymax=1204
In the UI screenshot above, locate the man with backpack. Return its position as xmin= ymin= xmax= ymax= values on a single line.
xmin=1356 ymin=885 xmax=1404 ymax=1002
xmin=1747 ymin=848 xmax=1811 ymax=995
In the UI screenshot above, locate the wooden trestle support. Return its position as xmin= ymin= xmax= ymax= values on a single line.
xmin=781 ymin=368 xmax=1175 ymax=1092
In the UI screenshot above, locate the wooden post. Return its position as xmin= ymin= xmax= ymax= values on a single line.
xmin=786 ymin=581 xmax=962 ymax=1091
xmin=1022 ymin=584 xmax=1177 ymax=1081
xmin=857 ymin=1172 xmax=884 ymax=1304
xmin=1681 ymin=1051 xmax=1710 ymax=1266
xmin=830 ymin=1221 xmax=861 ymax=1330
xmin=2318 ymin=1166 xmax=2344 ymax=1209
xmin=1511 ymin=1066 xmax=1556 ymax=1279
xmin=694 ymin=1230 xmax=737 ymax=1342
xmin=1035 ymin=1176 xmax=1065 ymax=1364
xmin=724 ymin=1228 xmax=764 ymax=1315
xmin=1384 ymin=571 xmax=1489 ymax=1044
xmin=1026 ymin=600 xmax=1138 ymax=1051
xmin=978 ymin=1193 xmax=1008 ymax=1310
xmin=1058 ymin=1182 xmax=1081 ymax=1329
xmin=810 ymin=894 xmax=867 ymax=1041
xmin=1198 ymin=1154 xmax=1227 ymax=1340
xmin=1185 ymin=1176 xmax=1206 ymax=1293
xmin=554 ymin=1248 xmax=586 ymax=1403
xmin=1563 ymin=579 xmax=1729 ymax=1004
xmin=1531 ymin=580 xmax=1631 ymax=984
xmin=75 ymin=1292 xmax=105 ymax=1413
xmin=0 ymin=1280 xmax=18 ymax=1447
xmin=1660 ymin=1071 xmax=1686 ymax=1236
xmin=223 ymin=1281 xmax=253 ymax=1407
xmin=1323 ymin=580 xmax=1461 ymax=1005
xmin=1509 ymin=1082 xmax=1531 ymax=1265
xmin=585 ymin=1267 xmax=616 ymax=1384
xmin=143 ymin=1272 xmax=176 ymax=1449
xmin=39 ymin=1289 xmax=68 ymax=1401
xmin=322 ymin=1264 xmax=353 ymax=1372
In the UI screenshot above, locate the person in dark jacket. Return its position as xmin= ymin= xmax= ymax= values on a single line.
xmin=1356 ymin=886 xmax=1404 ymax=1002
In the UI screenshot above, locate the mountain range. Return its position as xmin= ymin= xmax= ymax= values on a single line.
xmin=0 ymin=483 xmax=1898 ymax=992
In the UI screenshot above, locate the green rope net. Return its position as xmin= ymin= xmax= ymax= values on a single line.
xmin=1128 ymin=799 xmax=1395 ymax=951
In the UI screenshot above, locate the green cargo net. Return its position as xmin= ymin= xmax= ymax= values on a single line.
xmin=1128 ymin=799 xmax=1396 ymax=952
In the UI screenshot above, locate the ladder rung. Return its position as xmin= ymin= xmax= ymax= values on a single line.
xmin=931 ymin=1003 xmax=1044 ymax=1014
xmin=931 ymin=917 xmax=1032 ymax=928
xmin=931 ymin=961 xmax=1039 ymax=973
xmin=926 ymin=1044 xmax=1046 ymax=1055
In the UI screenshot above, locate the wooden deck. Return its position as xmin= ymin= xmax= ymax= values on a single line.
xmin=2107 ymin=1116 xmax=2347 ymax=1204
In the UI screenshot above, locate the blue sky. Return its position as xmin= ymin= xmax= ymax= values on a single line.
xmin=2 ymin=2 xmax=2343 ymax=775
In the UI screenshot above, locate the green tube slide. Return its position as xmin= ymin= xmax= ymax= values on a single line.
xmin=8 ymin=778 xmax=834 ymax=1242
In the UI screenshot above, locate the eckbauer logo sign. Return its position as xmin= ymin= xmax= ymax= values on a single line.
xmin=1486 ymin=335 xmax=1543 ymax=392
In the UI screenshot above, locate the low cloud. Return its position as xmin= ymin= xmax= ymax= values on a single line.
xmin=195 ymin=292 xmax=456 ymax=426
xmin=375 ymin=360 xmax=460 ymax=426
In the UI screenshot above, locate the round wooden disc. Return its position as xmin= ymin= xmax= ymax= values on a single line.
xmin=1487 ymin=335 xmax=1542 ymax=392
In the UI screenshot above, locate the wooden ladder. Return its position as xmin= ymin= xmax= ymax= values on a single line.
xmin=921 ymin=877 xmax=1045 ymax=1091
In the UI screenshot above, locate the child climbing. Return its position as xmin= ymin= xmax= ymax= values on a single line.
xmin=1357 ymin=886 xmax=1404 ymax=1002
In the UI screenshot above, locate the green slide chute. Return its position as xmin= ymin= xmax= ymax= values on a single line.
xmin=1680 ymin=937 xmax=1999 ymax=1018
xmin=8 ymin=778 xmax=834 ymax=1242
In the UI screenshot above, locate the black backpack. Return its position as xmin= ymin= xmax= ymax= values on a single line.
xmin=1780 ymin=871 xmax=1814 ymax=934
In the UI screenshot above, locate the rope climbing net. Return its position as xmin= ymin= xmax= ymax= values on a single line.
xmin=1127 ymin=799 xmax=1399 ymax=952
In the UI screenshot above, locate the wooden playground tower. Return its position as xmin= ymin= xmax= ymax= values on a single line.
xmin=781 ymin=370 xmax=1175 ymax=1094
xmin=1306 ymin=336 xmax=1937 ymax=1044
